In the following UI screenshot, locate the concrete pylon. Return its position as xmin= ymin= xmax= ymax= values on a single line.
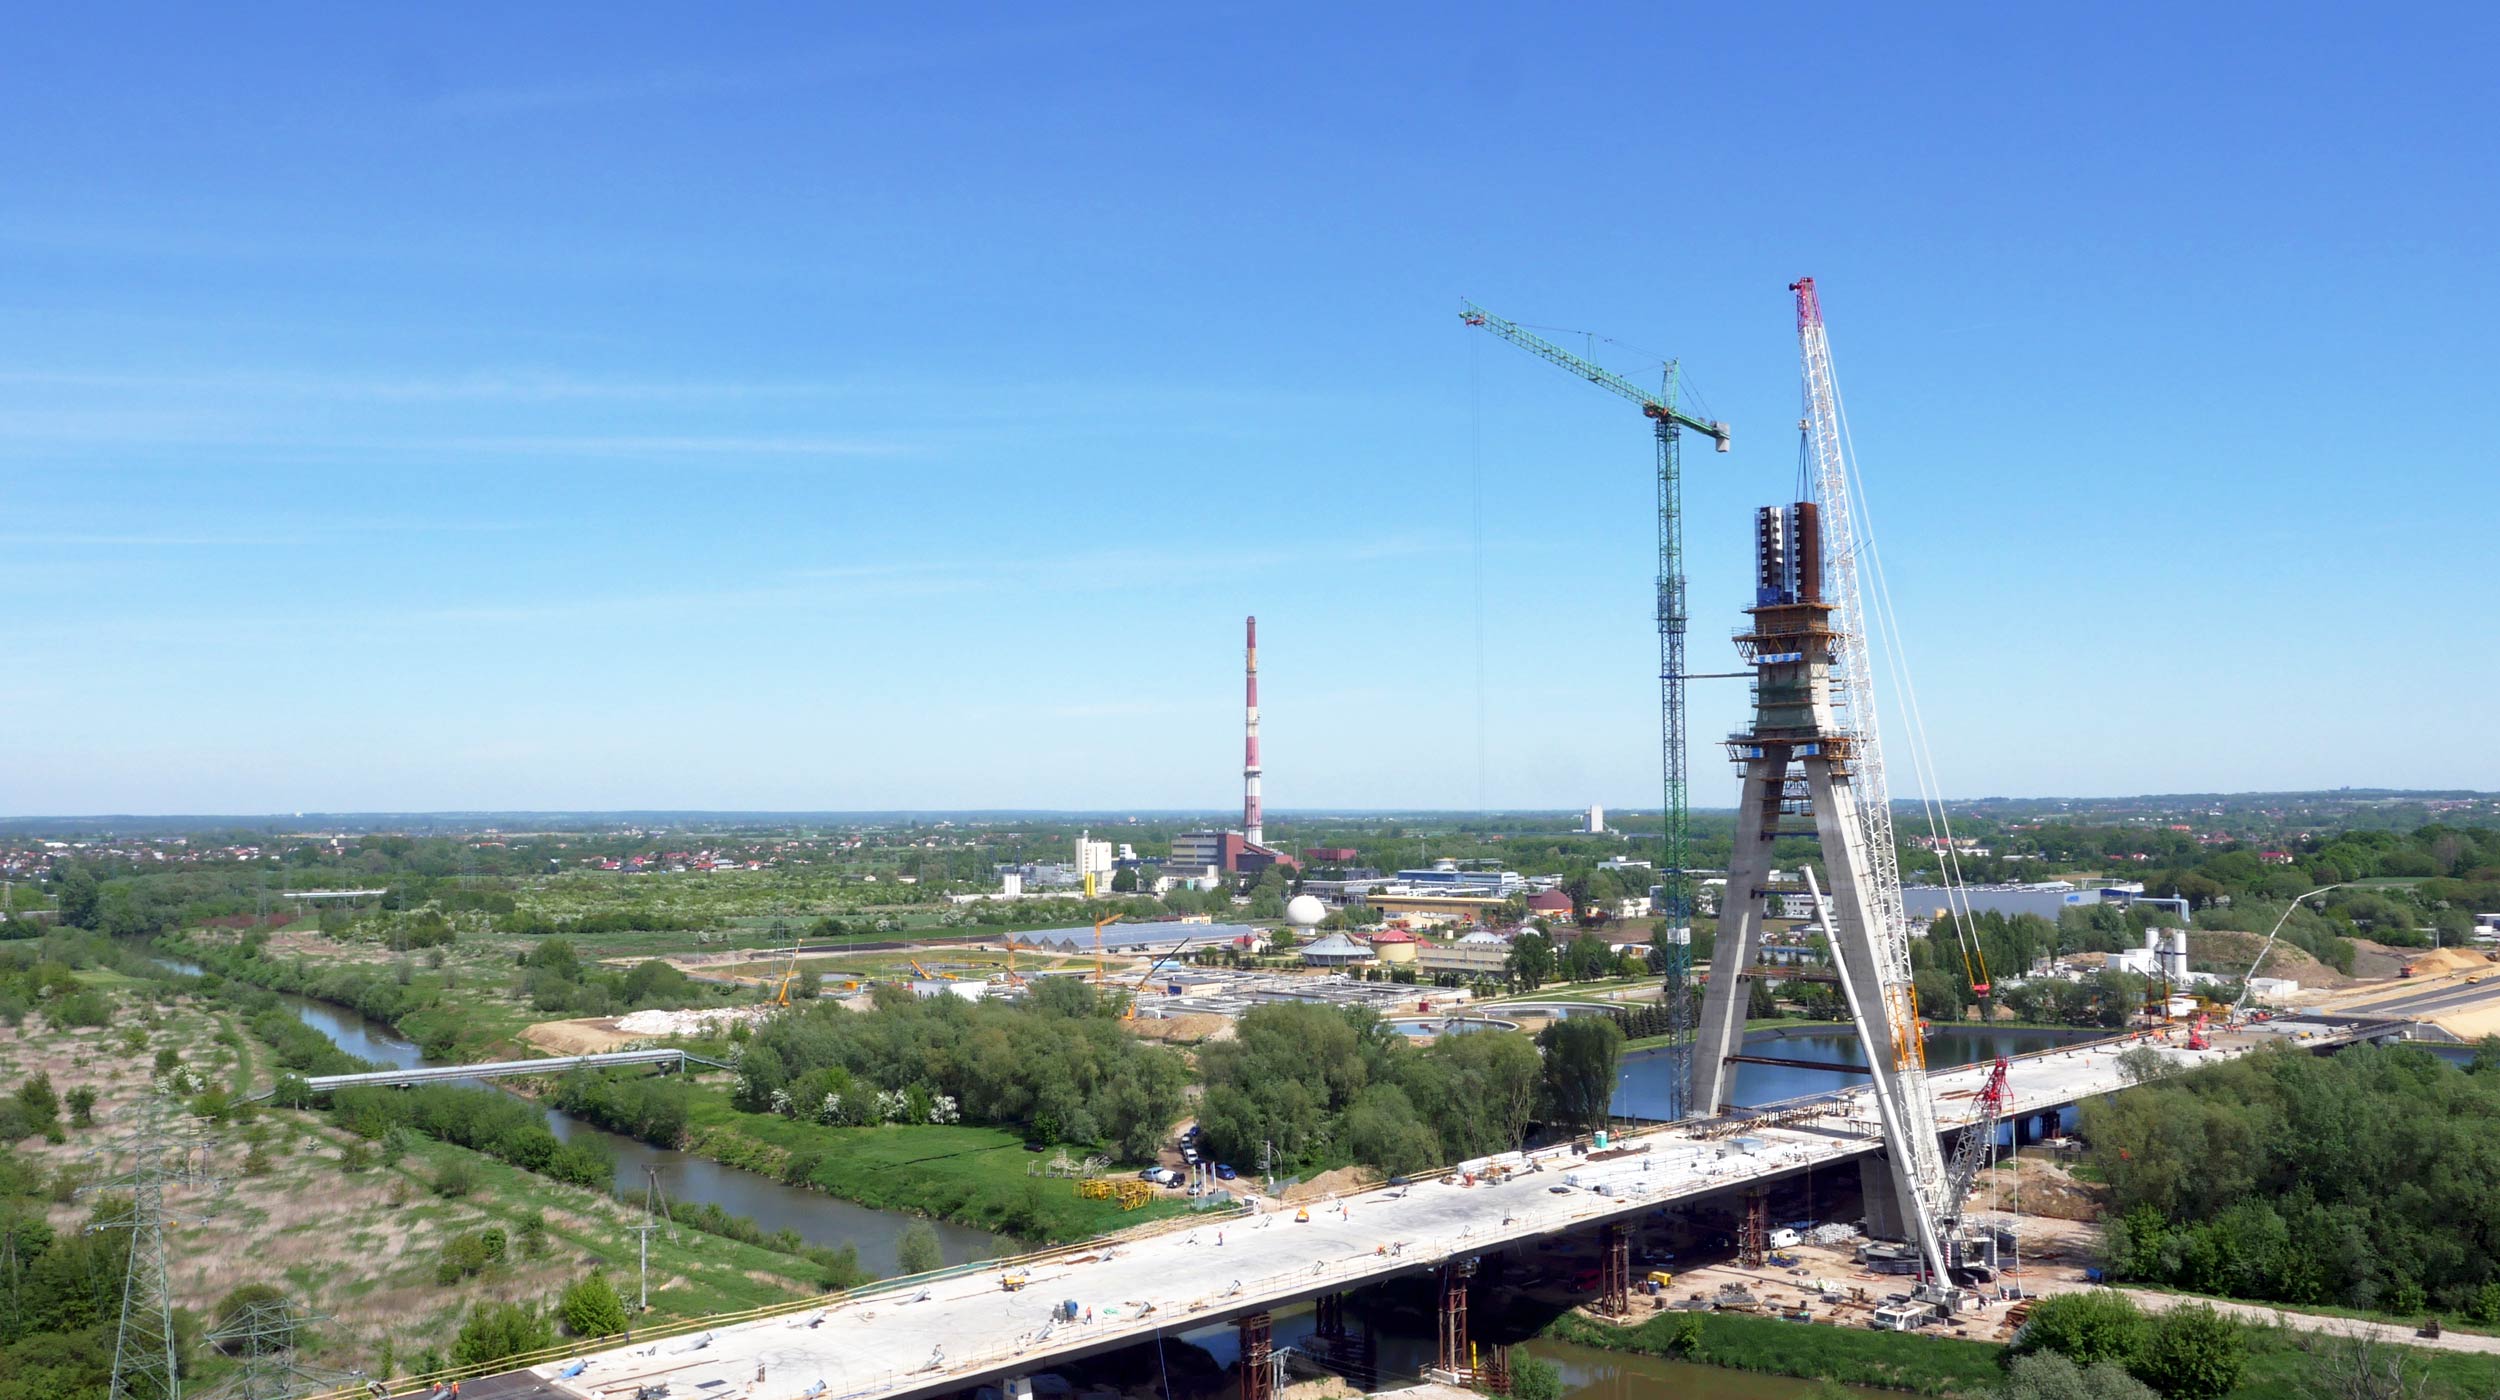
xmin=1689 ymin=501 xmax=1950 ymax=1281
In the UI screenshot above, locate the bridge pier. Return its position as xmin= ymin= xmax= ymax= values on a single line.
xmin=1599 ymin=1221 xmax=1631 ymax=1316
xmin=1313 ymin=1291 xmax=1346 ymax=1339
xmin=1239 ymin=1311 xmax=1274 ymax=1400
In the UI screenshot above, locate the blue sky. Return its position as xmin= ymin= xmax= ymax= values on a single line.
xmin=4 ymin=4 xmax=2494 ymax=815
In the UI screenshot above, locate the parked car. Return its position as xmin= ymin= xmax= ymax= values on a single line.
xmin=1214 ymin=1164 xmax=1236 ymax=1180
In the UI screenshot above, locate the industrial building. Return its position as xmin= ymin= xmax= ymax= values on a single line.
xmin=1012 ymin=921 xmax=1263 ymax=957
xmin=1899 ymin=880 xmax=2192 ymax=924
xmin=1296 ymin=932 xmax=1376 ymax=968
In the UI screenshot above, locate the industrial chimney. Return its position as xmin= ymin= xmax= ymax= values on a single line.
xmin=1243 ymin=615 xmax=1263 ymax=848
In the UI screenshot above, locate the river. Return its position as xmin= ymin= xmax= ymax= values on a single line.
xmin=154 ymin=957 xmax=1002 ymax=1274
xmin=1612 ymin=1024 xmax=2104 ymax=1123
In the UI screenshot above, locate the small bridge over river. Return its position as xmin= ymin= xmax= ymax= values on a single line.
xmin=246 ymin=1047 xmax=727 ymax=1100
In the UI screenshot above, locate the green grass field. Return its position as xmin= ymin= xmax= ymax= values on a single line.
xmin=680 ymin=1095 xmax=1191 ymax=1242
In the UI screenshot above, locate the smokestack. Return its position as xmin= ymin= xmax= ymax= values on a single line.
xmin=1243 ymin=615 xmax=1263 ymax=848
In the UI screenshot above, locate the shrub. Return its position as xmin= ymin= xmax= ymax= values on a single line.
xmin=897 ymin=1222 xmax=943 ymax=1275
xmin=451 ymin=1301 xmax=553 ymax=1367
xmin=2001 ymin=1351 xmax=2157 ymax=1400
xmin=64 ymin=1086 xmax=96 ymax=1128
xmin=560 ymin=1271 xmax=629 ymax=1338
xmin=431 ymin=1158 xmax=481 ymax=1198
xmin=435 ymin=1230 xmax=497 ymax=1285
xmin=1510 ymin=1355 xmax=1563 ymax=1400
xmin=2015 ymin=1290 xmax=2145 ymax=1367
xmin=2128 ymin=1305 xmax=2244 ymax=1400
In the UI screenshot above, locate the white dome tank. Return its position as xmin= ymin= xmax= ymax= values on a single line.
xmin=1284 ymin=894 xmax=1327 ymax=928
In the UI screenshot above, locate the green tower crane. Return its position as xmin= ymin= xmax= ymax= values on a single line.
xmin=1461 ymin=300 xmax=1729 ymax=1118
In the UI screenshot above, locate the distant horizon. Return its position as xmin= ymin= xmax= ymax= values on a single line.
xmin=1 ymin=786 xmax=2491 ymax=830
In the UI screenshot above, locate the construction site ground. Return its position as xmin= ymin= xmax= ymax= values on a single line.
xmin=1606 ymin=1202 xmax=2500 ymax=1357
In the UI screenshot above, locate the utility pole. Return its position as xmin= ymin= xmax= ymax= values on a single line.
xmin=84 ymin=1095 xmax=222 ymax=1400
xmin=631 ymin=1166 xmax=673 ymax=1313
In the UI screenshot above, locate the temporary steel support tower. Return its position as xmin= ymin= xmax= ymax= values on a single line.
xmin=1461 ymin=300 xmax=1730 ymax=1119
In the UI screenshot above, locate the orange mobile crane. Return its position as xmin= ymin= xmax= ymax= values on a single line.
xmin=1091 ymin=913 xmax=1124 ymax=985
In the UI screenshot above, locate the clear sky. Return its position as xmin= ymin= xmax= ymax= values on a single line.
xmin=5 ymin=4 xmax=2494 ymax=816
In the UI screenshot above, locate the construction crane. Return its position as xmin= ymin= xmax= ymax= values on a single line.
xmin=1121 ymin=937 xmax=1198 ymax=1021
xmin=771 ymin=931 xmax=803 ymax=1007
xmin=1091 ymin=913 xmax=1124 ymax=985
xmin=1938 ymin=1056 xmax=2010 ymax=1242
xmin=1461 ymin=300 xmax=1728 ymax=1119
xmin=1789 ymin=279 xmax=1960 ymax=1298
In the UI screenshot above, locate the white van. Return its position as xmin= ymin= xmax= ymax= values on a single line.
xmin=1768 ymin=1227 xmax=1801 ymax=1250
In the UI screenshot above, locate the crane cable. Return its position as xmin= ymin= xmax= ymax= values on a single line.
xmin=1820 ymin=341 xmax=1993 ymax=1003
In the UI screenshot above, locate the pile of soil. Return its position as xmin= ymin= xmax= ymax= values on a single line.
xmin=2186 ymin=929 xmax=2353 ymax=987
xmin=1124 ymin=1013 xmax=1231 ymax=1044
xmin=1992 ymin=1156 xmax=2109 ymax=1223
xmin=1283 ymin=1166 xmax=1379 ymax=1203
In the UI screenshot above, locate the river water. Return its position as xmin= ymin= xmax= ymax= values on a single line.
xmin=155 ymin=957 xmax=1001 ymax=1273
xmin=1522 ymin=1336 xmax=1884 ymax=1400
xmin=1611 ymin=1025 xmax=2103 ymax=1122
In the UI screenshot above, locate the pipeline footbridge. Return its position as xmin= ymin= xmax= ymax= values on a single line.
xmin=246 ymin=1047 xmax=728 ymax=1101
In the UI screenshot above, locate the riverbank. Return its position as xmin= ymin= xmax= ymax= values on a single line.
xmin=648 ymin=1083 xmax=1193 ymax=1243
xmin=165 ymin=931 xmax=1150 ymax=1249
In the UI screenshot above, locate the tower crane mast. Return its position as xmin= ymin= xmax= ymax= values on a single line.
xmin=1461 ymin=301 xmax=1728 ymax=1119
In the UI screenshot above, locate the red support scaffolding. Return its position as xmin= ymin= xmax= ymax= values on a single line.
xmin=1240 ymin=1311 xmax=1273 ymax=1400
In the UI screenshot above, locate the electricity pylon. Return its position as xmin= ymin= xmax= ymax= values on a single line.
xmin=203 ymin=1298 xmax=352 ymax=1400
xmin=83 ymin=1095 xmax=222 ymax=1400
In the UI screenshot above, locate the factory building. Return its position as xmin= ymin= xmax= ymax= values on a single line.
xmin=1169 ymin=829 xmax=1295 ymax=879
xmin=1298 ymin=932 xmax=1377 ymax=968
xmin=1075 ymin=831 xmax=1115 ymax=888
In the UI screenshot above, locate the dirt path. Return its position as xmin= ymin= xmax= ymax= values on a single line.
xmin=2118 ymin=1291 xmax=2500 ymax=1356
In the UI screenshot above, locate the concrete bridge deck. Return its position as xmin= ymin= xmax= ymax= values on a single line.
xmin=515 ymin=1025 xmax=2351 ymax=1400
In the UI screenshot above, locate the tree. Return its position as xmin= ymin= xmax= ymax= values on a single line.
xmin=559 ymin=1271 xmax=629 ymax=1339
xmin=1111 ymin=868 xmax=1138 ymax=894
xmin=1999 ymin=1351 xmax=2159 ymax=1400
xmin=897 ymin=1222 xmax=943 ymax=1275
xmin=1747 ymin=977 xmax=1778 ymax=1020
xmin=2129 ymin=1305 xmax=2244 ymax=1400
xmin=1536 ymin=1017 xmax=1624 ymax=1133
xmin=452 ymin=1301 xmax=553 ymax=1367
xmin=1342 ymin=1085 xmax=1441 ymax=1176
xmin=63 ymin=1086 xmax=96 ymax=1128
xmin=1506 ymin=932 xmax=1555 ymax=991
xmin=2014 ymin=1290 xmax=2145 ymax=1367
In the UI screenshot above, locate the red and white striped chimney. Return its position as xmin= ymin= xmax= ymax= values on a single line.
xmin=1243 ymin=615 xmax=1263 ymax=848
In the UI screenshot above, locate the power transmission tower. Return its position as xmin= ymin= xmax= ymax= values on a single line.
xmin=202 ymin=1297 xmax=352 ymax=1400
xmin=83 ymin=1095 xmax=223 ymax=1400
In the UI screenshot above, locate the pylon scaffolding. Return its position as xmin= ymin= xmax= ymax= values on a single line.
xmin=83 ymin=1095 xmax=222 ymax=1400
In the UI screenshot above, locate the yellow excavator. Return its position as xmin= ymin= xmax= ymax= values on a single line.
xmin=908 ymin=958 xmax=958 ymax=982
